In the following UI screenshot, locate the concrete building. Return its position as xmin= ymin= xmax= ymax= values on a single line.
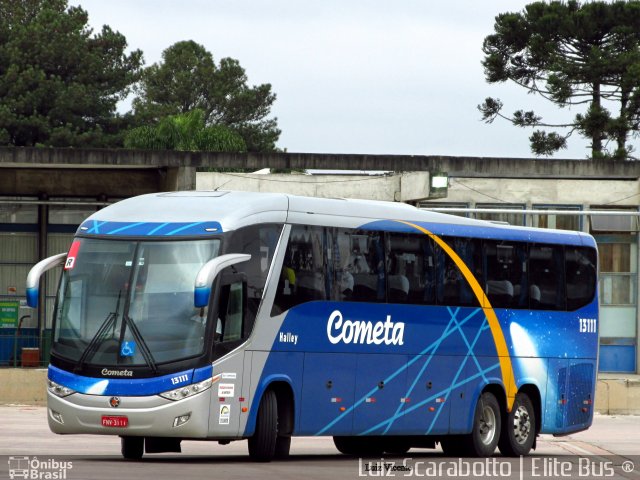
xmin=2 ymin=148 xmax=640 ymax=377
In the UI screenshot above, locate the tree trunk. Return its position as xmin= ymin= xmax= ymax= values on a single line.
xmin=592 ymin=83 xmax=603 ymax=158
xmin=617 ymin=87 xmax=629 ymax=158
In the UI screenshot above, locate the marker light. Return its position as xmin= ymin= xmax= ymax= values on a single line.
xmin=159 ymin=378 xmax=213 ymax=401
xmin=47 ymin=379 xmax=75 ymax=398
xmin=50 ymin=409 xmax=64 ymax=424
xmin=173 ymin=413 xmax=191 ymax=427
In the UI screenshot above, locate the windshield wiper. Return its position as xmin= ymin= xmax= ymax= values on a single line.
xmin=121 ymin=314 xmax=157 ymax=374
xmin=75 ymin=290 xmax=122 ymax=372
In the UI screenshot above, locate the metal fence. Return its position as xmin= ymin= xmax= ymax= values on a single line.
xmin=0 ymin=330 xmax=51 ymax=368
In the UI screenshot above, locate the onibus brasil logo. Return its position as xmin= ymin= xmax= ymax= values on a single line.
xmin=8 ymin=456 xmax=73 ymax=479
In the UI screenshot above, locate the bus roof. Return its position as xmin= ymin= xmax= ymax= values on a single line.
xmin=76 ymin=191 xmax=595 ymax=247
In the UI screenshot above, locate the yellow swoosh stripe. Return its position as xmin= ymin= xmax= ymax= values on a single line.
xmin=396 ymin=220 xmax=517 ymax=411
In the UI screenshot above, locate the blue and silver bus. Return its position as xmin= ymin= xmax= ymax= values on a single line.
xmin=26 ymin=191 xmax=599 ymax=460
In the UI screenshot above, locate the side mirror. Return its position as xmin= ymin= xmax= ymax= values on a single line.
xmin=26 ymin=253 xmax=67 ymax=308
xmin=194 ymin=254 xmax=251 ymax=308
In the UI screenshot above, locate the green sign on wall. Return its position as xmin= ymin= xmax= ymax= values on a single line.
xmin=0 ymin=301 xmax=19 ymax=328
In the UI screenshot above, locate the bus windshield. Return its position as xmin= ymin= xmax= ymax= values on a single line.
xmin=52 ymin=237 xmax=221 ymax=366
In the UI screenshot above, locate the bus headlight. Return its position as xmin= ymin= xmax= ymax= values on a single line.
xmin=159 ymin=378 xmax=213 ymax=401
xmin=47 ymin=379 xmax=76 ymax=398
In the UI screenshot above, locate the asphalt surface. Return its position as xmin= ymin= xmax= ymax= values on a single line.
xmin=1 ymin=406 xmax=639 ymax=479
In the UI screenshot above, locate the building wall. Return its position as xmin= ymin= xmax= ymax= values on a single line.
xmin=196 ymin=171 xmax=431 ymax=202
xmin=441 ymin=177 xmax=640 ymax=207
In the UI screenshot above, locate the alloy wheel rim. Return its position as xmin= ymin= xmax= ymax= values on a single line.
xmin=479 ymin=405 xmax=496 ymax=445
xmin=513 ymin=405 xmax=531 ymax=445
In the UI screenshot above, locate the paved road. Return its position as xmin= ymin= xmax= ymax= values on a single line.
xmin=1 ymin=406 xmax=639 ymax=479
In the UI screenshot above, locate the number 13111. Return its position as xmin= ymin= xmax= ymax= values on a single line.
xmin=579 ymin=318 xmax=596 ymax=333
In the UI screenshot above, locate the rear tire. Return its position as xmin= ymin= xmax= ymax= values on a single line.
xmin=498 ymin=392 xmax=536 ymax=457
xmin=248 ymin=390 xmax=278 ymax=462
xmin=121 ymin=436 xmax=144 ymax=460
xmin=463 ymin=392 xmax=501 ymax=457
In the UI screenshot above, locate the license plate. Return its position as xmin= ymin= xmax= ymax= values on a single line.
xmin=101 ymin=416 xmax=128 ymax=428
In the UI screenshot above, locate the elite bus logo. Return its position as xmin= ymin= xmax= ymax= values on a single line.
xmin=326 ymin=310 xmax=405 ymax=346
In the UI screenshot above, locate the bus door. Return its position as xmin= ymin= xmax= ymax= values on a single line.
xmin=209 ymin=271 xmax=248 ymax=437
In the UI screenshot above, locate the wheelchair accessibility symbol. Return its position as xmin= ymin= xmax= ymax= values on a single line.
xmin=120 ymin=341 xmax=136 ymax=357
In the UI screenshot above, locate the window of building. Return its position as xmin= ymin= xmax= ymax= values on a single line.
xmin=0 ymin=198 xmax=39 ymax=338
xmin=418 ymin=202 xmax=470 ymax=218
xmin=475 ymin=204 xmax=526 ymax=226
xmin=592 ymin=228 xmax=637 ymax=373
xmin=48 ymin=202 xmax=98 ymax=226
xmin=0 ymin=198 xmax=38 ymax=225
xmin=589 ymin=207 xmax=639 ymax=233
xmin=598 ymin=241 xmax=635 ymax=306
xmin=531 ymin=205 xmax=581 ymax=231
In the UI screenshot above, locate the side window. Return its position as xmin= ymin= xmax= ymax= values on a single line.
xmin=349 ymin=230 xmax=386 ymax=302
xmin=331 ymin=228 xmax=354 ymax=301
xmin=217 ymin=281 xmax=244 ymax=342
xmin=565 ymin=246 xmax=597 ymax=310
xmin=529 ymin=244 xmax=566 ymax=310
xmin=484 ymin=241 xmax=528 ymax=308
xmin=272 ymin=225 xmax=326 ymax=315
xmin=386 ymin=233 xmax=436 ymax=305
xmin=438 ymin=237 xmax=482 ymax=307
xmin=228 ymin=224 xmax=281 ymax=335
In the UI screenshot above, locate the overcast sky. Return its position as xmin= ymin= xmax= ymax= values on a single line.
xmin=72 ymin=0 xmax=593 ymax=159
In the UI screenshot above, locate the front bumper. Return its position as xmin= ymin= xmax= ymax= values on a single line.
xmin=47 ymin=388 xmax=212 ymax=438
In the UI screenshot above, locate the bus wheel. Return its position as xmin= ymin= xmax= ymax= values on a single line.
xmin=498 ymin=392 xmax=535 ymax=457
xmin=121 ymin=436 xmax=144 ymax=460
xmin=248 ymin=390 xmax=278 ymax=462
xmin=274 ymin=435 xmax=291 ymax=459
xmin=465 ymin=392 xmax=501 ymax=457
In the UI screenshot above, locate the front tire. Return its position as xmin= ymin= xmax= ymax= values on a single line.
xmin=274 ymin=435 xmax=291 ymax=459
xmin=248 ymin=390 xmax=278 ymax=462
xmin=464 ymin=392 xmax=501 ymax=457
xmin=498 ymin=392 xmax=536 ymax=456
xmin=121 ymin=436 xmax=144 ymax=460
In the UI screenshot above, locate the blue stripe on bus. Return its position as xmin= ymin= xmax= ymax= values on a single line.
xmin=77 ymin=221 xmax=223 ymax=237
xmin=48 ymin=364 xmax=213 ymax=396
xmin=359 ymin=219 xmax=593 ymax=247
